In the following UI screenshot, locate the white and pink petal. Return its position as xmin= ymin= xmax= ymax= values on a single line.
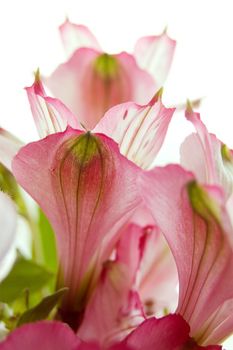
xmin=59 ymin=18 xmax=101 ymax=57
xmin=134 ymin=30 xmax=176 ymax=89
xmin=45 ymin=50 xmax=156 ymax=130
xmin=26 ymin=72 xmax=81 ymax=138
xmin=0 ymin=129 xmax=23 ymax=171
xmin=181 ymin=106 xmax=233 ymax=200
xmin=139 ymin=164 xmax=233 ymax=345
xmin=93 ymin=91 xmax=175 ymax=169
xmin=78 ymin=224 xmax=145 ymax=347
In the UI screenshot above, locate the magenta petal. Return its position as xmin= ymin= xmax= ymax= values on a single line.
xmin=78 ymin=224 xmax=145 ymax=347
xmin=140 ymin=164 xmax=233 ymax=345
xmin=0 ymin=192 xmax=16 ymax=264
xmin=0 ymin=321 xmax=79 ymax=350
xmin=125 ymin=314 xmax=221 ymax=350
xmin=0 ymin=128 xmax=23 ymax=171
xmin=26 ymin=74 xmax=81 ymax=138
xmin=134 ymin=31 xmax=176 ymax=89
xmin=93 ymin=93 xmax=175 ymax=169
xmin=12 ymin=128 xmax=142 ymax=321
xmin=125 ymin=314 xmax=190 ymax=350
xmin=59 ymin=18 xmax=101 ymax=57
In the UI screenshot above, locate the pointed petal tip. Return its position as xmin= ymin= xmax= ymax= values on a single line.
xmin=163 ymin=25 xmax=168 ymax=34
xmin=186 ymin=99 xmax=193 ymax=113
xmin=59 ymin=15 xmax=70 ymax=29
xmin=34 ymin=68 xmax=41 ymax=83
xmin=221 ymin=144 xmax=233 ymax=162
xmin=150 ymin=87 xmax=164 ymax=104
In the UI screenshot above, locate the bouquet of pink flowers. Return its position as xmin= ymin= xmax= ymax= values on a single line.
xmin=0 ymin=19 xmax=233 ymax=350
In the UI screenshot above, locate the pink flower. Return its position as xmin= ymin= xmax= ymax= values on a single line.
xmin=12 ymin=128 xmax=143 ymax=329
xmin=26 ymin=74 xmax=175 ymax=170
xmin=44 ymin=19 xmax=176 ymax=129
xmin=140 ymin=164 xmax=233 ymax=346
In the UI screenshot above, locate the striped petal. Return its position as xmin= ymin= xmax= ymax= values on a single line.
xmin=78 ymin=224 xmax=145 ymax=347
xmin=12 ymin=128 xmax=142 ymax=329
xmin=139 ymin=164 xmax=233 ymax=345
xmin=26 ymin=71 xmax=82 ymax=138
xmin=93 ymin=91 xmax=175 ymax=169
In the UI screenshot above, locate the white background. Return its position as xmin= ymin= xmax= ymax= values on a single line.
xmin=0 ymin=0 xmax=233 ymax=347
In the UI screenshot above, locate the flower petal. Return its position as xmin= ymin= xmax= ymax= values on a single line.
xmin=59 ymin=18 xmax=101 ymax=57
xmin=198 ymin=298 xmax=233 ymax=346
xmin=138 ymin=226 xmax=178 ymax=316
xmin=180 ymin=107 xmax=233 ymax=200
xmin=0 ymin=321 xmax=79 ymax=350
xmin=26 ymin=71 xmax=82 ymax=138
xmin=45 ymin=50 xmax=156 ymax=130
xmin=134 ymin=30 xmax=176 ymax=89
xmin=0 ymin=128 xmax=23 ymax=171
xmin=93 ymin=91 xmax=175 ymax=169
xmin=125 ymin=314 xmax=208 ymax=350
xmin=78 ymin=224 xmax=145 ymax=347
xmin=139 ymin=164 xmax=233 ymax=345
xmin=12 ymin=128 xmax=142 ymax=327
xmin=0 ymin=192 xmax=16 ymax=264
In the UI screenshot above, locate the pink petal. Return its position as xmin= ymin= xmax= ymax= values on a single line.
xmin=0 ymin=128 xmax=23 ymax=171
xmin=115 ymin=52 xmax=156 ymax=106
xmin=12 ymin=128 xmax=142 ymax=327
xmin=0 ymin=321 xmax=79 ymax=350
xmin=139 ymin=164 xmax=233 ymax=345
xmin=180 ymin=133 xmax=207 ymax=183
xmin=93 ymin=91 xmax=175 ymax=169
xmin=45 ymin=50 xmax=156 ymax=130
xmin=184 ymin=108 xmax=215 ymax=183
xmin=125 ymin=314 xmax=218 ymax=350
xmin=180 ymin=107 xmax=233 ymax=199
xmin=78 ymin=224 xmax=145 ymax=347
xmin=76 ymin=344 xmax=100 ymax=350
xmin=59 ymin=18 xmax=101 ymax=57
xmin=128 ymin=315 xmax=221 ymax=350
xmin=138 ymin=226 xmax=178 ymax=316
xmin=0 ymin=192 xmax=16 ymax=264
xmin=26 ymin=72 xmax=81 ymax=138
xmin=198 ymin=299 xmax=233 ymax=345
xmin=134 ymin=30 xmax=176 ymax=89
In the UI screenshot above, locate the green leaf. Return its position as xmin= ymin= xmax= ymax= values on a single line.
xmin=17 ymin=288 xmax=67 ymax=326
xmin=38 ymin=209 xmax=58 ymax=273
xmin=0 ymin=257 xmax=53 ymax=303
